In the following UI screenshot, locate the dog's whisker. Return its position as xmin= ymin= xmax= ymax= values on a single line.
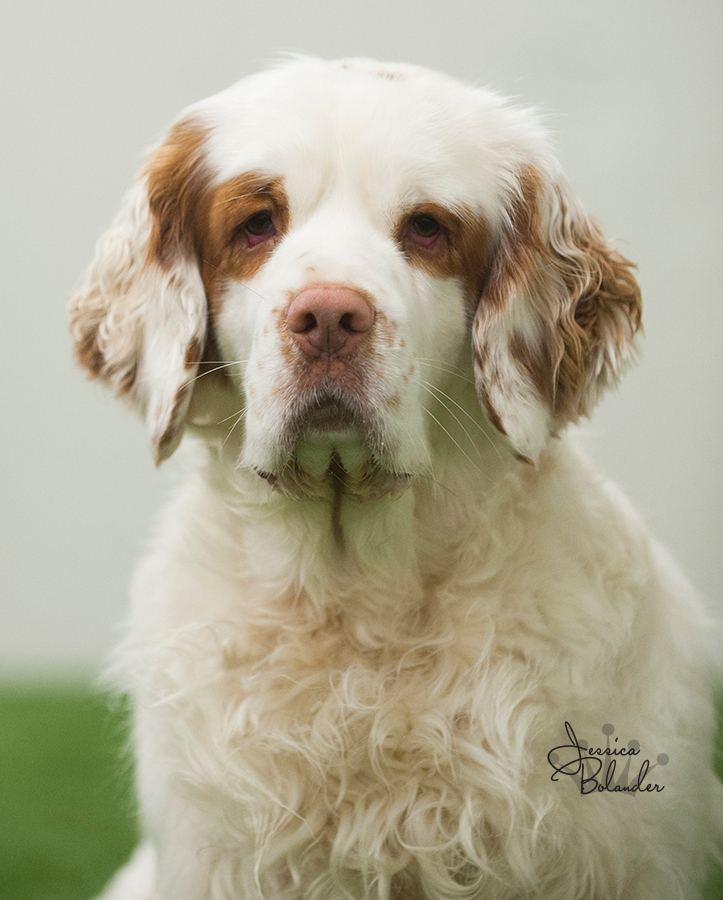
xmin=418 ymin=379 xmax=505 ymax=464
xmin=416 ymin=358 xmax=477 ymax=385
xmin=187 ymin=361 xmax=247 ymax=386
xmin=421 ymin=406 xmax=493 ymax=484
xmin=218 ymin=406 xmax=248 ymax=425
xmin=240 ymin=282 xmax=275 ymax=306
xmin=222 ymin=407 xmax=248 ymax=446
xmin=201 ymin=262 xmax=276 ymax=308
xmin=414 ymin=379 xmax=484 ymax=460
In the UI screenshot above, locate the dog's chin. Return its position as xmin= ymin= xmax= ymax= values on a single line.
xmin=255 ymin=398 xmax=412 ymax=501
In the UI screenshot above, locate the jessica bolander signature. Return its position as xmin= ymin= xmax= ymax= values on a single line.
xmin=547 ymin=722 xmax=668 ymax=795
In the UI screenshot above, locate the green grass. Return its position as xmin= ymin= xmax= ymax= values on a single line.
xmin=0 ymin=684 xmax=721 ymax=899
xmin=0 ymin=686 xmax=137 ymax=900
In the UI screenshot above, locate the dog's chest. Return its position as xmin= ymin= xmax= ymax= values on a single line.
xmin=170 ymin=613 xmax=537 ymax=853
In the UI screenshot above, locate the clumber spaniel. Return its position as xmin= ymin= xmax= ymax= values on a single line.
xmin=69 ymin=57 xmax=721 ymax=900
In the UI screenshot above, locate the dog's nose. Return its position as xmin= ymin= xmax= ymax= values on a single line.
xmin=286 ymin=287 xmax=375 ymax=357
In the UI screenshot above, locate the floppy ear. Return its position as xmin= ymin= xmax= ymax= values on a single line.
xmin=68 ymin=120 xmax=209 ymax=464
xmin=473 ymin=164 xmax=642 ymax=462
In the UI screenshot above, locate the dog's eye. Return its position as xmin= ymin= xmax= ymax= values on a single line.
xmin=410 ymin=214 xmax=441 ymax=237
xmin=407 ymin=214 xmax=442 ymax=248
xmin=237 ymin=211 xmax=276 ymax=247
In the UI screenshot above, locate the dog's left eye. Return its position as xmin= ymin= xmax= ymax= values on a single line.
xmin=237 ymin=211 xmax=276 ymax=247
xmin=410 ymin=214 xmax=441 ymax=237
xmin=407 ymin=214 xmax=443 ymax=248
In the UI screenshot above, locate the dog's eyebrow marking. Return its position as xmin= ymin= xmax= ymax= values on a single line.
xmin=216 ymin=192 xmax=257 ymax=205
xmin=396 ymin=202 xmax=493 ymax=307
xmin=144 ymin=118 xmax=210 ymax=269
xmin=215 ymin=183 xmax=279 ymax=206
xmin=199 ymin=172 xmax=290 ymax=313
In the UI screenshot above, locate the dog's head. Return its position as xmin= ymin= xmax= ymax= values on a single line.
xmin=69 ymin=57 xmax=641 ymax=497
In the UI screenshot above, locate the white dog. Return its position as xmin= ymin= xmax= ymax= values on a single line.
xmin=69 ymin=57 xmax=721 ymax=900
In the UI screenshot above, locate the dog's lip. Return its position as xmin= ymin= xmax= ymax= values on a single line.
xmin=254 ymin=463 xmax=414 ymax=500
xmin=251 ymin=392 xmax=418 ymax=498
xmin=294 ymin=396 xmax=366 ymax=434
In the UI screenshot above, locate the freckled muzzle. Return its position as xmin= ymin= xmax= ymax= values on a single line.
xmin=257 ymin=291 xmax=412 ymax=500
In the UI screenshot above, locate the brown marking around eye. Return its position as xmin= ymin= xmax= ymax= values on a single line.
xmin=145 ymin=139 xmax=292 ymax=384
xmin=199 ymin=173 xmax=290 ymax=315
xmin=396 ymin=202 xmax=493 ymax=308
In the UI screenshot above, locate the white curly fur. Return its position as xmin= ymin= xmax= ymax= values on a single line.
xmin=71 ymin=58 xmax=722 ymax=900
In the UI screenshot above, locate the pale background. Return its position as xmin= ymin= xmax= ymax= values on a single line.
xmin=1 ymin=0 xmax=721 ymax=676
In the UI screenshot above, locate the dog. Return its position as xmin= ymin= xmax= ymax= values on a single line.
xmin=69 ymin=56 xmax=721 ymax=900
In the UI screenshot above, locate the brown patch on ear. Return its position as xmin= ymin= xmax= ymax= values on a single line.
xmin=196 ymin=321 xmax=226 ymax=378
xmin=509 ymin=331 xmax=555 ymax=410
xmin=472 ymin=342 xmax=508 ymax=437
xmin=69 ymin=121 xmax=210 ymax=398
xmin=184 ymin=337 xmax=203 ymax=370
xmin=482 ymin=165 xmax=641 ymax=425
xmin=549 ymin=201 xmax=642 ymax=422
xmin=144 ymin=119 xmax=209 ymax=267
xmin=73 ymin=326 xmax=110 ymax=383
xmin=482 ymin=166 xmax=542 ymax=313
xmin=68 ymin=207 xmax=148 ymax=397
xmin=152 ymin=382 xmax=192 ymax=465
xmin=69 ymin=306 xmax=140 ymax=399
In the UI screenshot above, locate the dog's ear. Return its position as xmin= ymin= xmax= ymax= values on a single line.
xmin=68 ymin=120 xmax=209 ymax=464
xmin=473 ymin=164 xmax=642 ymax=463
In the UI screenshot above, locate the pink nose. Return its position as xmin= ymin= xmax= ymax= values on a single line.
xmin=286 ymin=286 xmax=375 ymax=358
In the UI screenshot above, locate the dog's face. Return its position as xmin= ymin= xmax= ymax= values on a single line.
xmin=69 ymin=58 xmax=642 ymax=496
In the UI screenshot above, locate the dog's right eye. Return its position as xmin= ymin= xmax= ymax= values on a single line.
xmin=234 ymin=211 xmax=276 ymax=248
xmin=410 ymin=214 xmax=441 ymax=238
xmin=406 ymin=213 xmax=444 ymax=250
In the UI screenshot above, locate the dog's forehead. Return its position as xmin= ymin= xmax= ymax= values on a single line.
xmin=188 ymin=58 xmax=532 ymax=220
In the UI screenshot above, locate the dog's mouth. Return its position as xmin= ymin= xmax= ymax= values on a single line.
xmin=255 ymin=392 xmax=411 ymax=500
xmin=295 ymin=395 xmax=366 ymax=434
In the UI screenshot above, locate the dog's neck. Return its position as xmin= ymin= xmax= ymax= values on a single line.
xmin=192 ymin=420 xmax=531 ymax=641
